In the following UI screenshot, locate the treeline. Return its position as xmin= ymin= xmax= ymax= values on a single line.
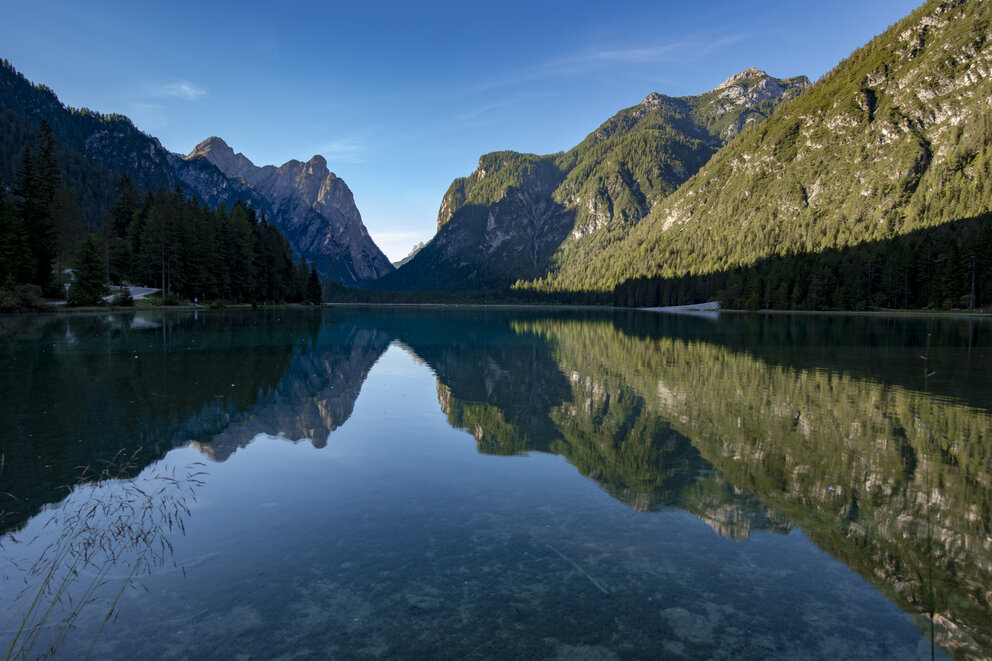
xmin=0 ymin=120 xmax=63 ymax=299
xmin=613 ymin=213 xmax=992 ymax=310
xmin=106 ymin=177 xmax=322 ymax=305
xmin=1 ymin=119 xmax=321 ymax=307
xmin=326 ymin=280 xmax=609 ymax=306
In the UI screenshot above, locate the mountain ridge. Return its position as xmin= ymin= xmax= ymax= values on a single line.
xmin=372 ymin=67 xmax=808 ymax=293
xmin=526 ymin=0 xmax=992 ymax=305
xmin=0 ymin=61 xmax=393 ymax=287
xmin=185 ymin=136 xmax=394 ymax=285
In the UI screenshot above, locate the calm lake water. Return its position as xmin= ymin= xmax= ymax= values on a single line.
xmin=1 ymin=307 xmax=990 ymax=660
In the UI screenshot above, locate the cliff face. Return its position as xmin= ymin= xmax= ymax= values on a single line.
xmin=373 ymin=152 xmax=571 ymax=291
xmin=185 ymin=137 xmax=394 ymax=285
xmin=375 ymin=69 xmax=807 ymax=292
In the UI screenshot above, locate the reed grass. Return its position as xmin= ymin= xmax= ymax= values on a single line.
xmin=0 ymin=449 xmax=204 ymax=660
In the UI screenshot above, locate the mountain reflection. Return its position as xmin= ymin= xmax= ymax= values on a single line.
xmin=2 ymin=308 xmax=990 ymax=659
xmin=509 ymin=315 xmax=992 ymax=659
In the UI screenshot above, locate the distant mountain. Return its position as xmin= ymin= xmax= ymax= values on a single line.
xmin=0 ymin=60 xmax=392 ymax=286
xmin=533 ymin=0 xmax=992 ymax=308
xmin=184 ymin=137 xmax=393 ymax=285
xmin=392 ymin=241 xmax=425 ymax=269
xmin=372 ymin=68 xmax=808 ymax=293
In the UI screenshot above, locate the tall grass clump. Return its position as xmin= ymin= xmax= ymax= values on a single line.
xmin=0 ymin=450 xmax=205 ymax=660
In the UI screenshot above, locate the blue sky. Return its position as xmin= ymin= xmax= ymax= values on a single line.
xmin=2 ymin=0 xmax=922 ymax=261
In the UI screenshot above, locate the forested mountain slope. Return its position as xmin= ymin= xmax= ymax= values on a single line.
xmin=531 ymin=0 xmax=992 ymax=309
xmin=373 ymin=69 xmax=808 ymax=293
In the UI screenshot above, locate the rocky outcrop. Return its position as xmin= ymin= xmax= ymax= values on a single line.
xmin=694 ymin=67 xmax=811 ymax=139
xmin=185 ymin=137 xmax=394 ymax=286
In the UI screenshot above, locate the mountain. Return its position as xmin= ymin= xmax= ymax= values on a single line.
xmin=0 ymin=60 xmax=392 ymax=287
xmin=392 ymin=241 xmax=425 ymax=268
xmin=185 ymin=138 xmax=393 ymax=285
xmin=1 ymin=59 xmax=185 ymax=228
xmin=371 ymin=68 xmax=809 ymax=293
xmin=531 ymin=0 xmax=992 ymax=307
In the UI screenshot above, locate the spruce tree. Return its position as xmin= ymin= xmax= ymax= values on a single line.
xmin=109 ymin=174 xmax=139 ymax=239
xmin=15 ymin=120 xmax=60 ymax=291
xmin=306 ymin=266 xmax=322 ymax=305
xmin=0 ymin=189 xmax=35 ymax=286
xmin=68 ymin=235 xmax=106 ymax=306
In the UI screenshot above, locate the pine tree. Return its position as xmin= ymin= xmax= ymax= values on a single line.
xmin=15 ymin=120 xmax=60 ymax=291
xmin=306 ymin=266 xmax=322 ymax=305
xmin=109 ymin=174 xmax=139 ymax=239
xmin=0 ymin=188 xmax=34 ymax=286
xmin=52 ymin=186 xmax=83 ymax=285
xmin=68 ymin=235 xmax=106 ymax=306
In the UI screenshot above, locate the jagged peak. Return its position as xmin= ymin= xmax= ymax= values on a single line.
xmin=716 ymin=67 xmax=770 ymax=90
xmin=188 ymin=136 xmax=232 ymax=159
xmin=188 ymin=137 xmax=258 ymax=177
xmin=641 ymin=92 xmax=671 ymax=107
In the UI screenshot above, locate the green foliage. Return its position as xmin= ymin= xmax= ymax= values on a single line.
xmin=510 ymin=312 xmax=992 ymax=653
xmin=436 ymin=152 xmax=564 ymax=230
xmin=306 ymin=267 xmax=322 ymax=305
xmin=390 ymin=71 xmax=806 ymax=299
xmin=107 ymin=188 xmax=306 ymax=305
xmin=14 ymin=120 xmax=60 ymax=291
xmin=512 ymin=0 xmax=992 ymax=309
xmin=67 ymin=235 xmax=106 ymax=306
xmin=0 ymin=283 xmax=46 ymax=313
xmin=611 ymin=212 xmax=992 ymax=310
xmin=109 ymin=286 xmax=134 ymax=307
xmin=0 ymin=60 xmax=177 ymax=232
xmin=0 ymin=188 xmax=34 ymax=287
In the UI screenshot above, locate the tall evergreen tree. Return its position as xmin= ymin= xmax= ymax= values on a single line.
xmin=52 ymin=185 xmax=83 ymax=283
xmin=306 ymin=266 xmax=322 ymax=305
xmin=0 ymin=188 xmax=34 ymax=286
xmin=68 ymin=235 xmax=106 ymax=306
xmin=15 ymin=120 xmax=60 ymax=291
xmin=109 ymin=174 xmax=139 ymax=239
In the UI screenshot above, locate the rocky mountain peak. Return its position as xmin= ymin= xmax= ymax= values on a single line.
xmin=716 ymin=67 xmax=769 ymax=90
xmin=305 ymin=154 xmax=329 ymax=177
xmin=181 ymin=137 xmax=393 ymax=285
xmin=188 ymin=136 xmax=257 ymax=177
xmin=189 ymin=135 xmax=232 ymax=158
xmin=641 ymin=92 xmax=667 ymax=107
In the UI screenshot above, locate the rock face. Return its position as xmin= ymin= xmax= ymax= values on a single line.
xmin=185 ymin=137 xmax=393 ymax=286
xmin=373 ymin=152 xmax=571 ymax=291
xmin=373 ymin=69 xmax=807 ymax=293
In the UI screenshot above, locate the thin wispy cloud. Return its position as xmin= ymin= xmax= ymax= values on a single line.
xmin=456 ymin=91 xmax=554 ymax=125
xmin=320 ymin=138 xmax=368 ymax=163
xmin=149 ymin=82 xmax=207 ymax=101
xmin=470 ymin=32 xmax=748 ymax=95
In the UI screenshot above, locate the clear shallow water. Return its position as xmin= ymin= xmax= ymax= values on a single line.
xmin=1 ymin=308 xmax=990 ymax=660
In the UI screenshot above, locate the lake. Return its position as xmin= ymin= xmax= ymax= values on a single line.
xmin=1 ymin=307 xmax=990 ymax=660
